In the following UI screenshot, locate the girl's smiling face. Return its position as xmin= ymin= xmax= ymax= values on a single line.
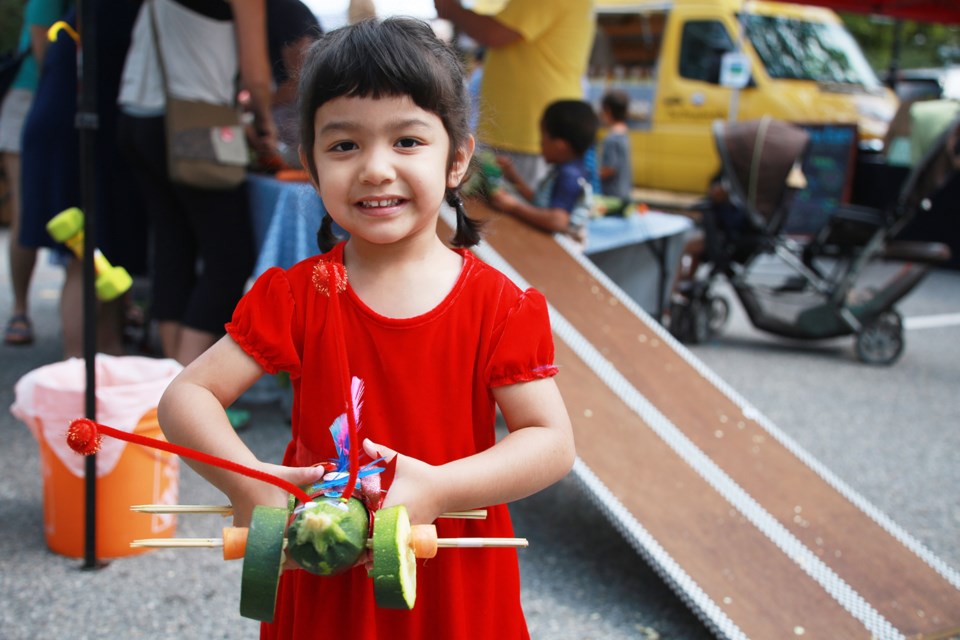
xmin=305 ymin=94 xmax=473 ymax=250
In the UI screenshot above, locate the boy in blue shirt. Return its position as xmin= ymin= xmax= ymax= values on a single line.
xmin=490 ymin=99 xmax=598 ymax=243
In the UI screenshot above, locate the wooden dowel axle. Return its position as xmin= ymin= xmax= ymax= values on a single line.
xmin=131 ymin=536 xmax=528 ymax=551
xmin=437 ymin=510 xmax=488 ymax=520
xmin=438 ymin=537 xmax=528 ymax=549
xmin=131 ymin=504 xmax=233 ymax=515
xmin=131 ymin=538 xmax=224 ymax=549
xmin=132 ymin=504 xmax=488 ymax=520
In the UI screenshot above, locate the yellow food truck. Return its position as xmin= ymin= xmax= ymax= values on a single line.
xmin=587 ymin=0 xmax=898 ymax=194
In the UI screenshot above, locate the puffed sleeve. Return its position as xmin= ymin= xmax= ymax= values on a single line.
xmin=225 ymin=267 xmax=302 ymax=378
xmin=485 ymin=288 xmax=560 ymax=388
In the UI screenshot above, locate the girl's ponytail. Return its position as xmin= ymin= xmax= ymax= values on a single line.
xmin=446 ymin=189 xmax=483 ymax=248
xmin=317 ymin=214 xmax=341 ymax=253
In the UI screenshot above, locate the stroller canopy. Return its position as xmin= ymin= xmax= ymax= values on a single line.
xmin=713 ymin=117 xmax=811 ymax=233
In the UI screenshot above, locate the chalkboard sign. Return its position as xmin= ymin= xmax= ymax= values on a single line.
xmin=783 ymin=124 xmax=858 ymax=235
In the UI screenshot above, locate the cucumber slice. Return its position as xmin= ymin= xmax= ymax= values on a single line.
xmin=240 ymin=506 xmax=288 ymax=622
xmin=286 ymin=497 xmax=368 ymax=576
xmin=372 ymin=505 xmax=417 ymax=609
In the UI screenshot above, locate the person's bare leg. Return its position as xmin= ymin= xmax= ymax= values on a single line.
xmin=158 ymin=319 xmax=181 ymax=361
xmin=5 ymin=152 xmax=37 ymax=318
xmin=174 ymin=326 xmax=218 ymax=365
xmin=60 ymin=258 xmax=83 ymax=358
xmin=61 ymin=260 xmax=130 ymax=358
xmin=95 ymin=295 xmax=125 ymax=356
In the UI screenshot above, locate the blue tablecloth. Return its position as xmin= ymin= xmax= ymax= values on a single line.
xmin=248 ymin=174 xmax=326 ymax=278
xmin=584 ymin=212 xmax=692 ymax=255
xmin=583 ymin=212 xmax=694 ymax=318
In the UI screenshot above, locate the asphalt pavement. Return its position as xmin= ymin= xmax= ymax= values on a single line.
xmin=1 ymin=227 xmax=957 ymax=639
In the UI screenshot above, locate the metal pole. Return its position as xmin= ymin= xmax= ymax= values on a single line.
xmin=76 ymin=0 xmax=102 ymax=570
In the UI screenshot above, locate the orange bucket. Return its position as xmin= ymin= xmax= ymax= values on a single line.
xmin=12 ymin=355 xmax=183 ymax=558
xmin=36 ymin=408 xmax=179 ymax=558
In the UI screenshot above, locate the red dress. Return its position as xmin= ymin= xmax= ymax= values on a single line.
xmin=226 ymin=243 xmax=558 ymax=640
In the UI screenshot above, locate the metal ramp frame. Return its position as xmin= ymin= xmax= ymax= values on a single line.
xmin=445 ymin=201 xmax=960 ymax=639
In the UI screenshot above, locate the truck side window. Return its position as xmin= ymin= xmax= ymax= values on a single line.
xmin=679 ymin=21 xmax=735 ymax=84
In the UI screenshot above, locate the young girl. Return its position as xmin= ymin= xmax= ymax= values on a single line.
xmin=157 ymin=17 xmax=574 ymax=639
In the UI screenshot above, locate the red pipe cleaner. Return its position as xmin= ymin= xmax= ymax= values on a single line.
xmin=66 ymin=418 xmax=312 ymax=504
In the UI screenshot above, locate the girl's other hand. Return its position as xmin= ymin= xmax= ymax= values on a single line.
xmin=363 ymin=438 xmax=444 ymax=525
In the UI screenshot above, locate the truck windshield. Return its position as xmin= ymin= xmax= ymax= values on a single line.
xmin=742 ymin=14 xmax=881 ymax=89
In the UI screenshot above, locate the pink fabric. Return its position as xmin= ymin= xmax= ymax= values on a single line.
xmin=11 ymin=355 xmax=182 ymax=477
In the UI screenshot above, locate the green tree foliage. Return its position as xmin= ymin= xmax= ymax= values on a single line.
xmin=0 ymin=0 xmax=25 ymax=54
xmin=842 ymin=12 xmax=960 ymax=75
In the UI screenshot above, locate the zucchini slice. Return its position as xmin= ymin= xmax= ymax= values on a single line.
xmin=371 ymin=505 xmax=417 ymax=609
xmin=239 ymin=506 xmax=288 ymax=622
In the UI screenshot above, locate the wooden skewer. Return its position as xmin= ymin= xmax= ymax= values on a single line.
xmin=132 ymin=536 xmax=528 ymax=550
xmin=131 ymin=504 xmax=233 ymax=515
xmin=437 ymin=510 xmax=488 ymax=520
xmin=131 ymin=504 xmax=488 ymax=520
xmin=131 ymin=538 xmax=225 ymax=549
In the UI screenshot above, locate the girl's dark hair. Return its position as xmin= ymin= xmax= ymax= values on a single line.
xmin=541 ymin=100 xmax=599 ymax=157
xmin=299 ymin=17 xmax=482 ymax=252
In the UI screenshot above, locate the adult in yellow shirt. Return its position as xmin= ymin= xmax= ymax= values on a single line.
xmin=436 ymin=0 xmax=595 ymax=186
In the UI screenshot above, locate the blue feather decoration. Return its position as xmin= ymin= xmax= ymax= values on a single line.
xmin=309 ymin=376 xmax=384 ymax=499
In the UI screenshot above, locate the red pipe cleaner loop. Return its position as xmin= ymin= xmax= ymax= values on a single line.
xmin=311 ymin=259 xmax=360 ymax=502
xmin=65 ymin=418 xmax=311 ymax=504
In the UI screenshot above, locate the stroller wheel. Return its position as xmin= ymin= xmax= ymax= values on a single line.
xmin=691 ymin=299 xmax=712 ymax=344
xmin=669 ymin=288 xmax=727 ymax=344
xmin=668 ymin=298 xmax=694 ymax=343
xmin=669 ymin=296 xmax=707 ymax=344
xmin=855 ymin=311 xmax=904 ymax=365
xmin=707 ymin=295 xmax=730 ymax=335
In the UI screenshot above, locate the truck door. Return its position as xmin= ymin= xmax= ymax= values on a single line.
xmin=649 ymin=17 xmax=738 ymax=192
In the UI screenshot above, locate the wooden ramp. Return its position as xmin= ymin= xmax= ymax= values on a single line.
xmin=446 ymin=201 xmax=960 ymax=640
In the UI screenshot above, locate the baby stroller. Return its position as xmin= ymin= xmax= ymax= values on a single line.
xmin=669 ymin=114 xmax=955 ymax=364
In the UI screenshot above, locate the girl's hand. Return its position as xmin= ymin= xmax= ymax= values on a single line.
xmin=363 ymin=439 xmax=444 ymax=525
xmin=228 ymin=462 xmax=327 ymax=528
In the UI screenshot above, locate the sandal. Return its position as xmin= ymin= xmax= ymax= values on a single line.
xmin=4 ymin=314 xmax=34 ymax=346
